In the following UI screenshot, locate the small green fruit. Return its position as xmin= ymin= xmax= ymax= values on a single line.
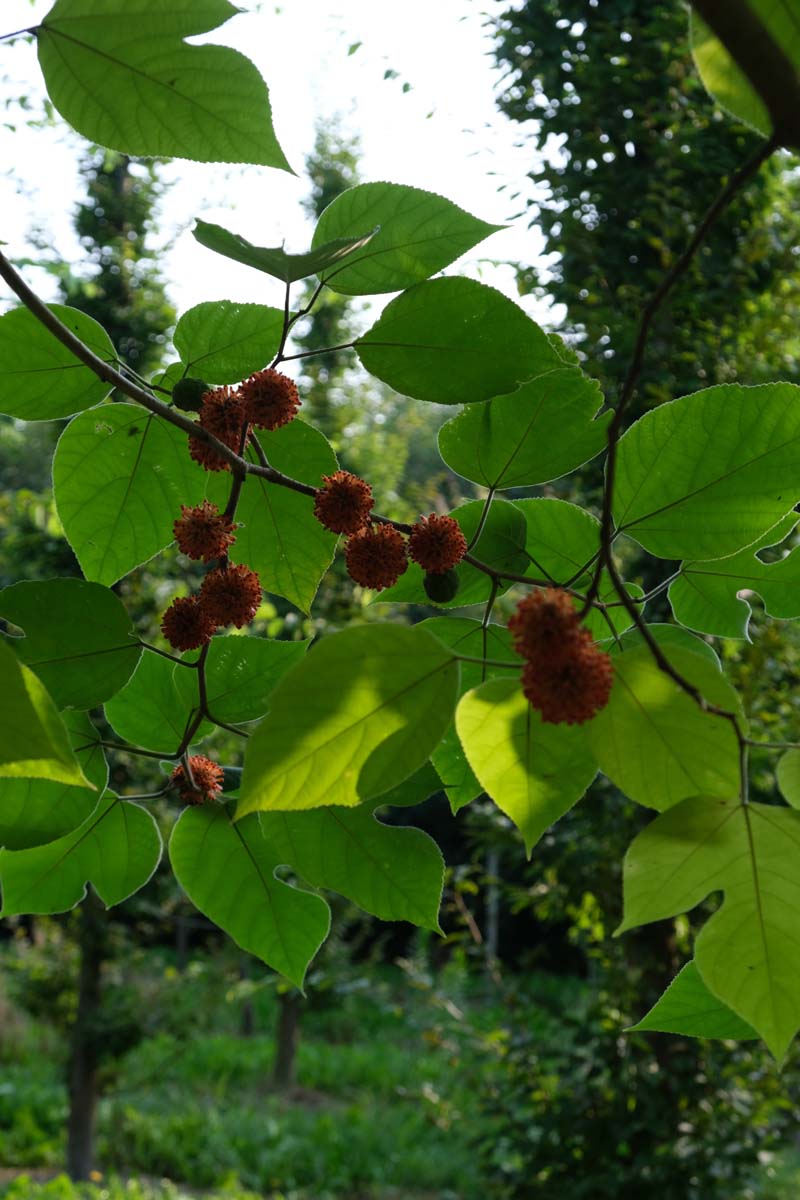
xmin=423 ymin=568 xmax=460 ymax=603
xmin=172 ymin=376 xmax=211 ymax=412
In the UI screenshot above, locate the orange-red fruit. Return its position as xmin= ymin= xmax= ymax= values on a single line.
xmin=313 ymin=470 xmax=374 ymax=535
xmin=188 ymin=385 xmax=247 ymax=471
xmin=199 ymin=563 xmax=261 ymax=628
xmin=344 ymin=524 xmax=408 ymax=590
xmin=160 ymin=596 xmax=215 ymax=651
xmin=521 ymin=637 xmax=614 ymax=725
xmin=508 ymin=587 xmax=581 ymax=665
xmin=171 ymin=755 xmax=224 ymax=805
xmin=408 ymin=513 xmax=468 ymax=574
xmin=173 ymin=500 xmax=235 ymax=563
xmin=239 ymin=368 xmax=300 ymax=431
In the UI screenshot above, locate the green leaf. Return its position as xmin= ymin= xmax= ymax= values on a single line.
xmin=174 ymin=636 xmax=308 ymax=725
xmin=629 ymin=961 xmax=756 ymax=1040
xmin=614 ymin=384 xmax=800 ymax=560
xmin=613 ymin=623 xmax=721 ymax=670
xmin=172 ymin=302 xmax=284 ymax=385
xmin=311 ymin=182 xmax=502 ymax=295
xmin=0 ymin=578 xmax=140 ymax=710
xmin=777 ymin=750 xmax=800 ymax=810
xmin=259 ymin=796 xmax=444 ymax=930
xmin=53 ymin=405 xmax=210 ymax=586
xmin=0 ymin=304 xmax=115 ymax=420
xmin=619 ymin=796 xmax=800 ymax=1059
xmin=438 ymin=367 xmax=610 ymax=489
xmin=37 ymin=0 xmax=292 ymax=168
xmin=229 ymin=423 xmax=338 ymax=613
xmin=105 ymin=651 xmax=210 ymax=754
xmin=0 ymin=640 xmax=91 ymax=789
xmin=669 ymin=515 xmax=800 ymax=639
xmin=192 ymin=221 xmax=377 ymax=284
xmin=237 ymin=625 xmax=459 ymax=818
xmin=372 ymin=762 xmax=442 ymax=809
xmin=356 ymin=278 xmax=561 ymax=405
xmin=690 ymin=6 xmax=788 ymax=137
xmin=587 ymin=644 xmax=742 ymax=811
xmin=456 ymin=678 xmax=597 ymax=853
xmin=376 ymin=499 xmax=529 ymax=608
xmin=0 ymin=792 xmax=161 ymax=916
xmin=419 ymin=617 xmax=518 ymax=812
xmin=0 ymin=711 xmax=107 ymax=851
xmin=170 ymin=806 xmax=329 ymax=987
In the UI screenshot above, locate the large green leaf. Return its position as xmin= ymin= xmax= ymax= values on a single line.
xmin=53 ymin=405 xmax=210 ymax=586
xmin=0 ymin=792 xmax=161 ymax=916
xmin=170 ymin=805 xmax=330 ymax=987
xmin=690 ymin=4 xmax=798 ymax=137
xmin=669 ymin=515 xmax=800 ymax=639
xmin=456 ymin=678 xmax=597 ymax=853
xmin=192 ymin=221 xmax=377 ymax=284
xmin=0 ymin=711 xmax=107 ymax=851
xmin=229 ymin=423 xmax=338 ymax=613
xmin=419 ymin=617 xmax=518 ymax=813
xmin=587 ymin=644 xmax=743 ymax=811
xmin=629 ymin=961 xmax=756 ymax=1040
xmin=0 ymin=304 xmax=115 ymax=420
xmin=438 ymin=367 xmax=610 ymax=489
xmin=311 ymin=182 xmax=502 ymax=295
xmin=174 ymin=636 xmax=308 ymax=725
xmin=612 ymin=623 xmax=721 ymax=670
xmin=356 ymin=278 xmax=561 ymax=405
xmin=105 ymin=651 xmax=210 ymax=754
xmin=0 ymin=640 xmax=90 ymax=788
xmin=237 ymin=625 xmax=459 ymax=817
xmin=37 ymin=0 xmax=291 ymax=168
xmin=619 ymin=796 xmax=800 ymax=1059
xmin=0 ymin=578 xmax=140 ymax=710
xmin=776 ymin=750 xmax=800 ymax=810
xmin=376 ymin=499 xmax=529 ymax=608
xmin=614 ymin=384 xmax=800 ymax=561
xmin=172 ymin=302 xmax=284 ymax=385
xmin=259 ymin=797 xmax=444 ymax=930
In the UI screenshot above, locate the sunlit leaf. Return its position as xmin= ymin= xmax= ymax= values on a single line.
xmin=0 ymin=304 xmax=114 ymax=420
xmin=629 ymin=961 xmax=756 ymax=1040
xmin=173 ymin=301 xmax=284 ymax=385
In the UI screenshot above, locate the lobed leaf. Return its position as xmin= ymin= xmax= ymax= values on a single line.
xmin=172 ymin=301 xmax=284 ymax=385
xmin=311 ymin=181 xmax=502 ymax=295
xmin=629 ymin=961 xmax=756 ymax=1040
xmin=170 ymin=805 xmax=330 ymax=987
xmin=53 ymin=405 xmax=210 ymax=586
xmin=104 ymin=651 xmax=210 ymax=754
xmin=0 ymin=304 xmax=115 ymax=420
xmin=0 ymin=791 xmax=161 ymax=916
xmin=237 ymin=624 xmax=459 ymax=817
xmin=619 ymin=796 xmax=800 ymax=1059
xmin=357 ymin=277 xmax=561 ymax=404
xmin=38 ymin=0 xmax=292 ymax=167
xmin=0 ymin=578 xmax=140 ymax=710
xmin=456 ymin=678 xmax=597 ymax=853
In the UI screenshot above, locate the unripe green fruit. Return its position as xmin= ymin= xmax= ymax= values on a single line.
xmin=172 ymin=376 xmax=211 ymax=412
xmin=423 ymin=568 xmax=460 ymax=603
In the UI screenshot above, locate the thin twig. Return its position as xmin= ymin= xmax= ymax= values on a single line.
xmin=466 ymin=487 xmax=496 ymax=552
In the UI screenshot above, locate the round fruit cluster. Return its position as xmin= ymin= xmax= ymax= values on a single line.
xmin=508 ymin=587 xmax=613 ymax=724
xmin=312 ymin=469 xmax=468 ymax=593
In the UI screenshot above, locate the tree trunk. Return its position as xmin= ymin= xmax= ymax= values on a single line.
xmin=66 ymin=892 xmax=106 ymax=1181
xmin=272 ymin=991 xmax=302 ymax=1089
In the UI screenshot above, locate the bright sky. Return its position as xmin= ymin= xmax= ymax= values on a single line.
xmin=0 ymin=0 xmax=550 ymax=325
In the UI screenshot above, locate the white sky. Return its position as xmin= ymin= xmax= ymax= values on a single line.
xmin=0 ymin=0 xmax=551 ymax=326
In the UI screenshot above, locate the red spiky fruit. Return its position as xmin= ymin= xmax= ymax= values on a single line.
xmin=160 ymin=595 xmax=215 ymax=651
xmin=313 ymin=470 xmax=374 ymax=535
xmin=239 ymin=368 xmax=300 ymax=431
xmin=188 ymin=385 xmax=247 ymax=471
xmin=521 ymin=634 xmax=614 ymax=725
xmin=344 ymin=523 xmax=408 ymax=590
xmin=408 ymin=513 xmax=468 ymax=574
xmin=173 ymin=500 xmax=235 ymax=563
xmin=508 ymin=587 xmax=582 ymax=665
xmin=199 ymin=563 xmax=261 ymax=628
xmin=171 ymin=755 xmax=224 ymax=805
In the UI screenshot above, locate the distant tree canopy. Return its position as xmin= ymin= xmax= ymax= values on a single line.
xmin=493 ymin=0 xmax=800 ymax=410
